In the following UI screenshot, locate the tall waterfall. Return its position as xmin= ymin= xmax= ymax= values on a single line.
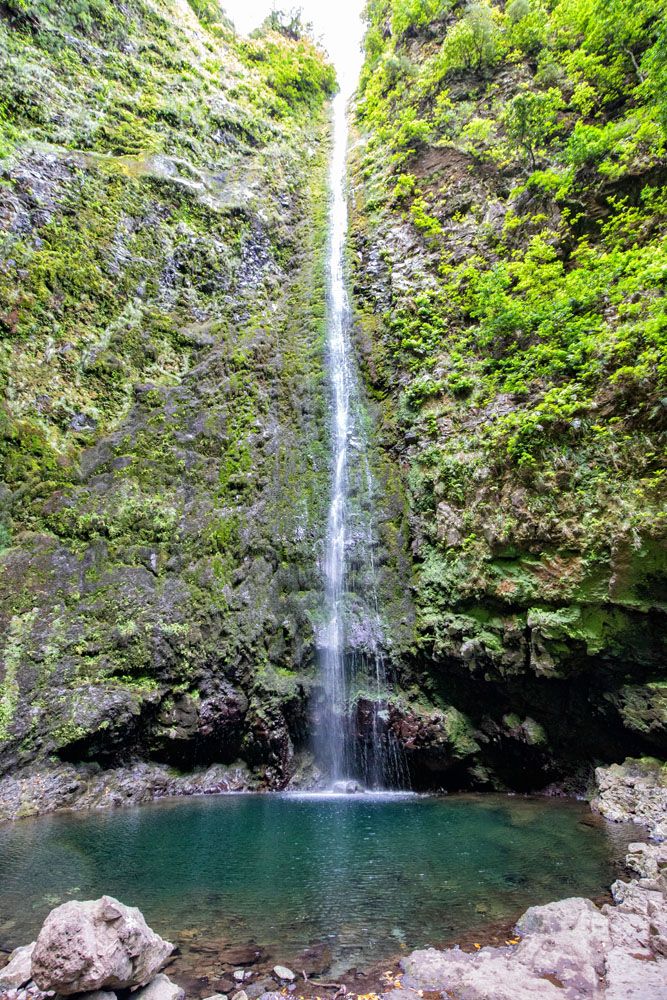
xmin=316 ymin=92 xmax=407 ymax=791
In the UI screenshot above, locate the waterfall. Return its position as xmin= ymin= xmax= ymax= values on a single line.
xmin=316 ymin=92 xmax=408 ymax=791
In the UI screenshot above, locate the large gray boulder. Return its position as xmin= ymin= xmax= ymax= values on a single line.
xmin=31 ymin=895 xmax=173 ymax=994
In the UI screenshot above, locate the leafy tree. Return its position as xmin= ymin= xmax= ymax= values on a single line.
xmin=391 ymin=0 xmax=452 ymax=38
xmin=441 ymin=1 xmax=501 ymax=74
xmin=247 ymin=30 xmax=337 ymax=113
xmin=505 ymin=0 xmax=547 ymax=56
xmin=641 ymin=18 xmax=667 ymax=130
xmin=507 ymin=0 xmax=530 ymax=19
xmin=578 ymin=0 xmax=663 ymax=84
xmin=504 ymin=87 xmax=562 ymax=168
xmin=187 ymin=0 xmax=227 ymax=26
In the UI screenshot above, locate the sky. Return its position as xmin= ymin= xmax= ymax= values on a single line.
xmin=222 ymin=0 xmax=366 ymax=95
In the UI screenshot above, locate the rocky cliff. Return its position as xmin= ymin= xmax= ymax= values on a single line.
xmin=0 ymin=0 xmax=336 ymax=790
xmin=0 ymin=0 xmax=665 ymax=804
xmin=350 ymin=0 xmax=667 ymax=789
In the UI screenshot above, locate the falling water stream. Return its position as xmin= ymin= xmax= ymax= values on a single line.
xmin=317 ymin=93 xmax=406 ymax=789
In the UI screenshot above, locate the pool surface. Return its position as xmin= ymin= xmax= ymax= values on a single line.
xmin=0 ymin=792 xmax=638 ymax=975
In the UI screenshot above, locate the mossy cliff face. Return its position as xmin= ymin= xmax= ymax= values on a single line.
xmin=1 ymin=0 xmax=665 ymax=801
xmin=350 ymin=0 xmax=667 ymax=788
xmin=0 ymin=0 xmax=336 ymax=786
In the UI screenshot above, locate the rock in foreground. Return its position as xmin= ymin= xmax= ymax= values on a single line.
xmin=0 ymin=943 xmax=35 ymax=990
xmin=398 ymin=842 xmax=667 ymax=999
xmin=133 ymin=972 xmax=185 ymax=1000
xmin=31 ymin=895 xmax=173 ymax=994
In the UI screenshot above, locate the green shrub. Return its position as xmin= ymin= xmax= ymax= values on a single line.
xmin=391 ymin=0 xmax=453 ymax=37
xmin=504 ymin=88 xmax=562 ymax=168
xmin=441 ymin=1 xmax=502 ymax=74
xmin=246 ymin=33 xmax=336 ymax=114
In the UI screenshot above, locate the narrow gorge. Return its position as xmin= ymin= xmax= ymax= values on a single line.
xmin=0 ymin=0 xmax=666 ymax=997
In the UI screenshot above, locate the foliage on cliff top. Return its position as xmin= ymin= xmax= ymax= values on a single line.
xmin=353 ymin=0 xmax=667 ymax=697
xmin=352 ymin=0 xmax=667 ymax=622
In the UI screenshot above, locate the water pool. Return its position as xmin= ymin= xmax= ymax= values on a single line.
xmin=0 ymin=792 xmax=637 ymax=981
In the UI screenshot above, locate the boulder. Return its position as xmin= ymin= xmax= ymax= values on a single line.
xmin=272 ymin=965 xmax=295 ymax=981
xmin=31 ymin=895 xmax=173 ymax=994
xmin=592 ymin=758 xmax=667 ymax=841
xmin=0 ymin=942 xmax=35 ymax=990
xmin=331 ymin=780 xmax=362 ymax=794
xmin=133 ymin=973 xmax=185 ymax=1000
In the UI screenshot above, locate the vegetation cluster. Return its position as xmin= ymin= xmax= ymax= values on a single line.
xmin=350 ymin=0 xmax=667 ymax=774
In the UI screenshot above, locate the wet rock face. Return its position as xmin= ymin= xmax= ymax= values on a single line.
xmin=31 ymin=896 xmax=173 ymax=994
xmin=592 ymin=758 xmax=667 ymax=842
xmin=0 ymin=0 xmax=334 ymax=789
xmin=347 ymin=2 xmax=667 ymax=788
xmin=0 ymin=760 xmax=256 ymax=822
xmin=149 ymin=683 xmax=249 ymax=767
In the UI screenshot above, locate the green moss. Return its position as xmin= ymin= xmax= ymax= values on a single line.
xmin=0 ymin=609 xmax=38 ymax=741
xmin=351 ymin=0 xmax=667 ymax=683
xmin=444 ymin=706 xmax=480 ymax=758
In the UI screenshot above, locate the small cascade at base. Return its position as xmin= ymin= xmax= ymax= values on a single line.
xmin=314 ymin=92 xmax=408 ymax=792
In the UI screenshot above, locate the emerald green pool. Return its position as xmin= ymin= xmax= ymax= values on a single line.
xmin=0 ymin=793 xmax=637 ymax=976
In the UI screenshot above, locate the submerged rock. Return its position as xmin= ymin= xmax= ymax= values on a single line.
xmin=245 ymin=979 xmax=275 ymax=999
xmin=218 ymin=945 xmax=265 ymax=966
xmin=272 ymin=965 xmax=295 ymax=981
xmin=31 ymin=895 xmax=173 ymax=994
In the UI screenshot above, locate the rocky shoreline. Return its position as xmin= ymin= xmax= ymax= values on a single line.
xmin=0 ymin=761 xmax=259 ymax=824
xmin=395 ymin=838 xmax=667 ymax=999
xmin=393 ymin=759 xmax=667 ymax=999
xmin=1 ymin=754 xmax=665 ymax=830
xmin=1 ymin=758 xmax=665 ymax=1000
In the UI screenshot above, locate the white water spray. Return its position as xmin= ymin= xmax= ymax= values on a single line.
xmin=316 ymin=93 xmax=408 ymax=790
